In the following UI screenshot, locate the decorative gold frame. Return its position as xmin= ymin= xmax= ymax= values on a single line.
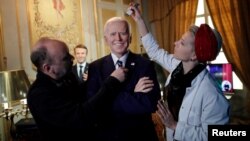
xmin=26 ymin=0 xmax=84 ymax=52
xmin=0 ymin=13 xmax=5 ymax=71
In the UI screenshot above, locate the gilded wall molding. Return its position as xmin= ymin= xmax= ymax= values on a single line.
xmin=27 ymin=0 xmax=84 ymax=52
xmin=0 ymin=12 xmax=6 ymax=71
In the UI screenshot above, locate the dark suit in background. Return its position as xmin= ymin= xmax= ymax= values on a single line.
xmin=87 ymin=52 xmax=161 ymax=141
xmin=72 ymin=63 xmax=89 ymax=84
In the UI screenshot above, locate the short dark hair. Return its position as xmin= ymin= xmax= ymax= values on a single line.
xmin=30 ymin=46 xmax=52 ymax=70
xmin=74 ymin=44 xmax=88 ymax=54
xmin=30 ymin=37 xmax=67 ymax=70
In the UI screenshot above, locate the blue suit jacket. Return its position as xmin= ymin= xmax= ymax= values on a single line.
xmin=87 ymin=52 xmax=160 ymax=141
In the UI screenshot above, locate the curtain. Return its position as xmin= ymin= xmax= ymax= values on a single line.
xmin=206 ymin=0 xmax=250 ymax=91
xmin=147 ymin=0 xmax=198 ymax=53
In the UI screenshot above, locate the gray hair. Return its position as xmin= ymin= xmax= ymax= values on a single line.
xmin=104 ymin=17 xmax=131 ymax=35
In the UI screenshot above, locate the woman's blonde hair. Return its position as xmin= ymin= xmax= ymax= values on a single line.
xmin=188 ymin=25 xmax=199 ymax=36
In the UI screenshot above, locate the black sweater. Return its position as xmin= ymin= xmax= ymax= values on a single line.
xmin=27 ymin=71 xmax=121 ymax=141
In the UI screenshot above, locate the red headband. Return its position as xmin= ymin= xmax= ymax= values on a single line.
xmin=195 ymin=24 xmax=219 ymax=62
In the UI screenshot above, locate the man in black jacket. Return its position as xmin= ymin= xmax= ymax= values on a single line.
xmin=27 ymin=37 xmax=127 ymax=141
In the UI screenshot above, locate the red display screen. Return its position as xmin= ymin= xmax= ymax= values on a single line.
xmin=207 ymin=63 xmax=234 ymax=94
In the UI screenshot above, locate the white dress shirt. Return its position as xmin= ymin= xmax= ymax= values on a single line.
xmin=77 ymin=62 xmax=86 ymax=77
xmin=111 ymin=51 xmax=129 ymax=69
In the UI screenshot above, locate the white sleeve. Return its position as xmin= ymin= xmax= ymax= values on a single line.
xmin=141 ymin=33 xmax=180 ymax=73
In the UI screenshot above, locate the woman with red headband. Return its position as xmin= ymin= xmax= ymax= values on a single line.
xmin=129 ymin=4 xmax=230 ymax=141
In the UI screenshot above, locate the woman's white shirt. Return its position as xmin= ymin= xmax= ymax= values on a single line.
xmin=141 ymin=33 xmax=230 ymax=141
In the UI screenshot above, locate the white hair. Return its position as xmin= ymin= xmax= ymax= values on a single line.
xmin=103 ymin=17 xmax=131 ymax=35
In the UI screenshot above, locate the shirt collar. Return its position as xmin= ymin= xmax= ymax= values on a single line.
xmin=111 ymin=51 xmax=129 ymax=66
xmin=77 ymin=62 xmax=86 ymax=68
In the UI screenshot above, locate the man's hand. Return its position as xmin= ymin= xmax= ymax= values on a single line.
xmin=111 ymin=67 xmax=128 ymax=82
xmin=134 ymin=77 xmax=154 ymax=93
xmin=129 ymin=2 xmax=142 ymax=22
xmin=83 ymin=73 xmax=88 ymax=81
xmin=157 ymin=100 xmax=177 ymax=130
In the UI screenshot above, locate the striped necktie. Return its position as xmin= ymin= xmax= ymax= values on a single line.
xmin=116 ymin=60 xmax=123 ymax=68
xmin=79 ymin=65 xmax=83 ymax=81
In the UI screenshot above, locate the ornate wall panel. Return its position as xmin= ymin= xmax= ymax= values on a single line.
xmin=0 ymin=15 xmax=5 ymax=71
xmin=101 ymin=0 xmax=115 ymax=2
xmin=27 ymin=0 xmax=84 ymax=51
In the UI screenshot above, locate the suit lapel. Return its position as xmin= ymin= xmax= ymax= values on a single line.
xmin=72 ymin=65 xmax=78 ymax=77
xmin=125 ymin=52 xmax=137 ymax=80
xmin=101 ymin=55 xmax=116 ymax=80
xmin=84 ymin=63 xmax=89 ymax=73
xmin=100 ymin=53 xmax=138 ymax=81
